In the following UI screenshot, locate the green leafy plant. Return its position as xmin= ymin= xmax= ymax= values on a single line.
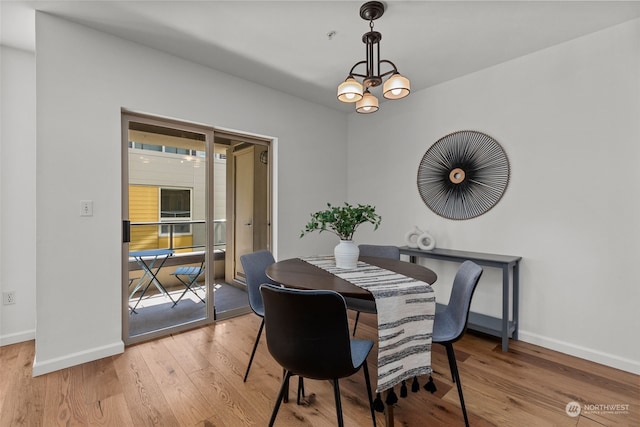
xmin=300 ymin=202 xmax=382 ymax=241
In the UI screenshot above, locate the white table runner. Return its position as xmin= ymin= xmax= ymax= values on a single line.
xmin=302 ymin=256 xmax=435 ymax=392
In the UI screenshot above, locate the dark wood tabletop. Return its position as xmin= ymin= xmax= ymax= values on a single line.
xmin=266 ymin=256 xmax=438 ymax=300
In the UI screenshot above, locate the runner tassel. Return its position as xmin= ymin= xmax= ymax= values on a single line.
xmin=373 ymin=393 xmax=385 ymax=413
xmin=400 ymin=380 xmax=408 ymax=398
xmin=385 ymin=388 xmax=398 ymax=405
xmin=423 ymin=375 xmax=437 ymax=393
xmin=411 ymin=376 xmax=420 ymax=392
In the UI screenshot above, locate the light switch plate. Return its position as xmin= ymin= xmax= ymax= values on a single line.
xmin=80 ymin=200 xmax=93 ymax=216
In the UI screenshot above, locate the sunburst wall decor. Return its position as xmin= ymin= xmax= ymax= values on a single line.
xmin=417 ymin=130 xmax=510 ymax=220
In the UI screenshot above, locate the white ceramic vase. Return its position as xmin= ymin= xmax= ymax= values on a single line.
xmin=417 ymin=231 xmax=436 ymax=251
xmin=334 ymin=240 xmax=359 ymax=269
xmin=405 ymin=226 xmax=424 ymax=248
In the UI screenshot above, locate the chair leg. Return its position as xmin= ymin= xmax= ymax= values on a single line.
xmin=352 ymin=311 xmax=361 ymax=336
xmin=244 ymin=318 xmax=264 ymax=382
xmin=332 ymin=379 xmax=345 ymax=427
xmin=269 ymin=370 xmax=293 ymax=427
xmin=297 ymin=376 xmax=305 ymax=405
xmin=172 ymin=275 xmax=205 ymax=307
xmin=171 ymin=277 xmax=192 ymax=307
xmin=445 ymin=344 xmax=469 ymax=427
xmin=447 ymin=348 xmax=457 ymax=383
xmin=361 ymin=359 xmax=377 ymax=427
xmin=283 ymin=373 xmax=305 ymax=405
xmin=283 ymin=368 xmax=289 ymax=403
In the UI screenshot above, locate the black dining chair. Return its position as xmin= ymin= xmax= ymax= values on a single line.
xmin=432 ymin=260 xmax=483 ymax=427
xmin=345 ymin=244 xmax=400 ymax=335
xmin=260 ymin=283 xmax=377 ymax=427
xmin=239 ymin=250 xmax=279 ymax=382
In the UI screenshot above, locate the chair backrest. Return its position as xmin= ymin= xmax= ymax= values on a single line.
xmin=194 ymin=256 xmax=206 ymax=274
xmin=358 ymin=244 xmax=400 ymax=259
xmin=260 ymin=283 xmax=358 ymax=380
xmin=440 ymin=260 xmax=484 ymax=342
xmin=239 ymin=250 xmax=277 ymax=316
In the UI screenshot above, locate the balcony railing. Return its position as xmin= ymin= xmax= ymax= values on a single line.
xmin=129 ymin=219 xmax=226 ymax=252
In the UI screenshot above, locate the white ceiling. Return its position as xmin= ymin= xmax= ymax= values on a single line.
xmin=3 ymin=1 xmax=640 ymax=112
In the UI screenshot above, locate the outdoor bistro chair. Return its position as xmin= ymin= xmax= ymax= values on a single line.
xmin=345 ymin=244 xmax=400 ymax=335
xmin=260 ymin=283 xmax=377 ymax=427
xmin=171 ymin=258 xmax=205 ymax=307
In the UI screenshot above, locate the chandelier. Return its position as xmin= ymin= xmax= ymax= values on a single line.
xmin=337 ymin=1 xmax=410 ymax=114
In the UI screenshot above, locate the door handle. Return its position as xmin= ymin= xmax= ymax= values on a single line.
xmin=244 ymin=221 xmax=253 ymax=226
xmin=123 ymin=220 xmax=131 ymax=243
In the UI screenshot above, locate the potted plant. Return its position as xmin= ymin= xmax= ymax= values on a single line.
xmin=300 ymin=202 xmax=382 ymax=268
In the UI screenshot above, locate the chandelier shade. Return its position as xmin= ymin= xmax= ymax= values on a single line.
xmin=356 ymin=89 xmax=379 ymax=113
xmin=337 ymin=77 xmax=364 ymax=103
xmin=383 ymin=73 xmax=410 ymax=100
xmin=337 ymin=1 xmax=410 ymax=114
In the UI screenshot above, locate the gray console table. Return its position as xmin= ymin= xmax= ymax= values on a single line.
xmin=399 ymin=246 xmax=521 ymax=351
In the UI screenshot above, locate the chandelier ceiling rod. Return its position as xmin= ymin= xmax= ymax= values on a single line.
xmin=337 ymin=1 xmax=411 ymax=114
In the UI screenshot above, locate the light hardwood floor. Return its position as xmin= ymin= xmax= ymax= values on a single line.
xmin=1 ymin=312 xmax=638 ymax=426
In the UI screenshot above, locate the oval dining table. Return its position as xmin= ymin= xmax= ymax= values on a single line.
xmin=266 ymin=256 xmax=437 ymax=298
xmin=265 ymin=255 xmax=438 ymax=427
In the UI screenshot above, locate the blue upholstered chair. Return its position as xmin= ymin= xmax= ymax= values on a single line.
xmin=239 ymin=250 xmax=279 ymax=382
xmin=433 ymin=260 xmax=483 ymax=427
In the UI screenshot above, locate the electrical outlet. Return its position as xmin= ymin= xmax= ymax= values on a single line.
xmin=3 ymin=291 xmax=16 ymax=305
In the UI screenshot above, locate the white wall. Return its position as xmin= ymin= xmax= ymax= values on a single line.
xmin=347 ymin=19 xmax=640 ymax=373
xmin=31 ymin=13 xmax=348 ymax=375
xmin=0 ymin=46 xmax=37 ymax=346
xmin=3 ymin=11 xmax=638 ymax=377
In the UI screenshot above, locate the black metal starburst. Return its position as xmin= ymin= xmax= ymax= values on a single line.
xmin=417 ymin=131 xmax=510 ymax=220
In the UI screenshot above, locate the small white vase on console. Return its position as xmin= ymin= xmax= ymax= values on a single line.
xmin=404 ymin=226 xmax=424 ymax=248
xmin=417 ymin=231 xmax=436 ymax=251
xmin=334 ymin=240 xmax=359 ymax=269
xmin=405 ymin=226 xmax=436 ymax=251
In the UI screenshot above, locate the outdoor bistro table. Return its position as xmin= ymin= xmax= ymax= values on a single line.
xmin=129 ymin=248 xmax=175 ymax=311
xmin=266 ymin=255 xmax=437 ymax=427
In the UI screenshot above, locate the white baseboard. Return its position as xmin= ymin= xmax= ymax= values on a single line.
xmin=518 ymin=330 xmax=640 ymax=375
xmin=32 ymin=341 xmax=125 ymax=376
xmin=0 ymin=329 xmax=36 ymax=346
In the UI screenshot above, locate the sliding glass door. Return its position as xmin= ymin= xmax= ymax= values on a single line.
xmin=121 ymin=113 xmax=273 ymax=344
xmin=122 ymin=113 xmax=215 ymax=344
